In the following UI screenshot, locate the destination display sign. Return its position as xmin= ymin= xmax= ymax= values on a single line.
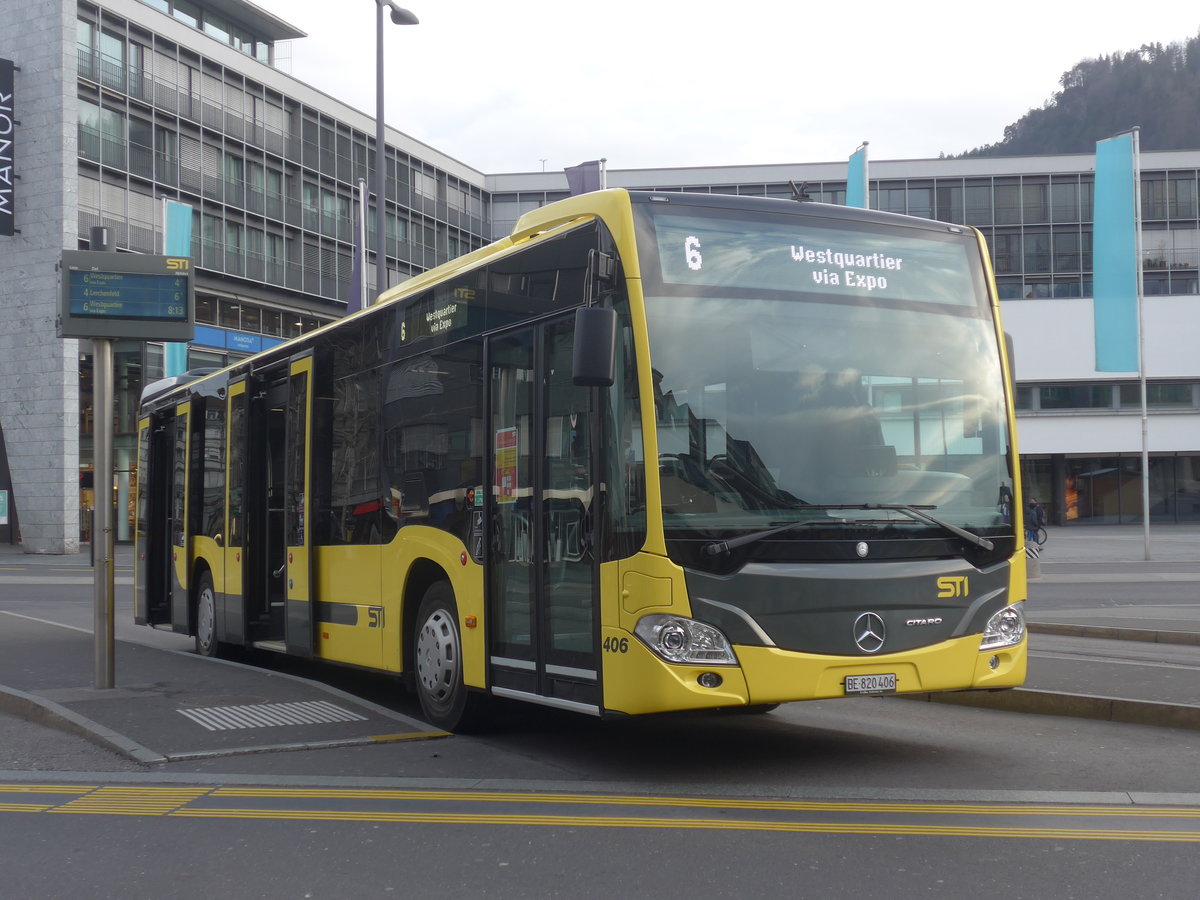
xmin=59 ymin=250 xmax=195 ymax=340
xmin=647 ymin=210 xmax=981 ymax=308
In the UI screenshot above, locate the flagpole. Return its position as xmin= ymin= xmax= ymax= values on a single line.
xmin=1132 ymin=127 xmax=1150 ymax=560
xmin=356 ymin=177 xmax=369 ymax=309
xmin=859 ymin=141 xmax=869 ymax=209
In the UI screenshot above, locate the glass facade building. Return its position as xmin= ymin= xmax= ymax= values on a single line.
xmin=58 ymin=0 xmax=487 ymax=543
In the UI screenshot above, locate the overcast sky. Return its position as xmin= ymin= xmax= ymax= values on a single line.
xmin=269 ymin=0 xmax=1199 ymax=175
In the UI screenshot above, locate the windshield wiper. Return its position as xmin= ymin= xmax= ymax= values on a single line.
xmin=701 ymin=517 xmax=850 ymax=557
xmin=699 ymin=503 xmax=994 ymax=557
xmin=815 ymin=503 xmax=994 ymax=551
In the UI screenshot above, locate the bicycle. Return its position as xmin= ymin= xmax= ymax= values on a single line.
xmin=1035 ymin=526 xmax=1048 ymax=546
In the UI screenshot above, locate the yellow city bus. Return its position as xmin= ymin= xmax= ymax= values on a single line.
xmin=135 ymin=189 xmax=1028 ymax=731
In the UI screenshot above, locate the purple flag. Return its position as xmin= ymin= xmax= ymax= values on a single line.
xmin=565 ymin=160 xmax=603 ymax=196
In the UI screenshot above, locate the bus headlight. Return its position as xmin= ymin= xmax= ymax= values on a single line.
xmin=980 ymin=601 xmax=1026 ymax=650
xmin=634 ymin=615 xmax=737 ymax=665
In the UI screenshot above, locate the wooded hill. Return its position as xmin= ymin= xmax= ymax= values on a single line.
xmin=958 ymin=34 xmax=1200 ymax=157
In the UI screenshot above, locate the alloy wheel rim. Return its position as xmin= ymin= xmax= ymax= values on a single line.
xmin=197 ymin=586 xmax=215 ymax=651
xmin=416 ymin=608 xmax=458 ymax=706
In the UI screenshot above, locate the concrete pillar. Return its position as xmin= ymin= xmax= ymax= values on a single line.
xmin=0 ymin=3 xmax=80 ymax=553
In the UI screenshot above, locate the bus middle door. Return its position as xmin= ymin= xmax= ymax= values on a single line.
xmin=283 ymin=355 xmax=315 ymax=658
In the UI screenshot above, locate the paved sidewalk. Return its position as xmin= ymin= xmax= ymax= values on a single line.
xmin=0 ymin=541 xmax=446 ymax=763
xmin=924 ymin=524 xmax=1200 ymax=728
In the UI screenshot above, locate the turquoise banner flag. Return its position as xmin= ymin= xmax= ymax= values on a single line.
xmin=846 ymin=143 xmax=869 ymax=209
xmin=163 ymin=200 xmax=193 ymax=377
xmin=1093 ymin=133 xmax=1140 ymax=372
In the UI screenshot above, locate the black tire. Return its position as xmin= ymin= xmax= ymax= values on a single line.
xmin=1036 ymin=527 xmax=1048 ymax=546
xmin=194 ymin=569 xmax=220 ymax=658
xmin=412 ymin=581 xmax=488 ymax=732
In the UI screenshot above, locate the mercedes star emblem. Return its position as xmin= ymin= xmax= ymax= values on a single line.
xmin=853 ymin=612 xmax=886 ymax=653
xmin=856 ymin=541 xmax=869 ymax=558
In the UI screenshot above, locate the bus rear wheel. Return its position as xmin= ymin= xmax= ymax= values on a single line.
xmin=194 ymin=570 xmax=219 ymax=658
xmin=413 ymin=581 xmax=488 ymax=732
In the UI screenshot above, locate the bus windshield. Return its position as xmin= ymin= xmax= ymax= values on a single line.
xmin=636 ymin=201 xmax=1014 ymax=551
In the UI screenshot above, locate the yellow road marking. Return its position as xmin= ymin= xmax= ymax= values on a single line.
xmin=47 ymin=786 xmax=210 ymax=817
xmin=0 ymin=785 xmax=96 ymax=794
xmin=211 ymin=787 xmax=1200 ymax=819
xmin=170 ymin=807 xmax=1200 ymax=841
xmin=1 ymin=784 xmax=1197 ymax=843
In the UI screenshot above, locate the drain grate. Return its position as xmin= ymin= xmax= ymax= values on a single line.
xmin=177 ymin=700 xmax=369 ymax=731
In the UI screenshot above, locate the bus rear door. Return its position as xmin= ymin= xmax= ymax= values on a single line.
xmin=135 ymin=413 xmax=172 ymax=626
xmin=169 ymin=401 xmax=192 ymax=632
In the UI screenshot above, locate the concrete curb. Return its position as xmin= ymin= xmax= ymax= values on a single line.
xmin=1029 ymin=622 xmax=1200 ymax=647
xmin=902 ymin=687 xmax=1200 ymax=732
xmin=0 ymin=684 xmax=166 ymax=765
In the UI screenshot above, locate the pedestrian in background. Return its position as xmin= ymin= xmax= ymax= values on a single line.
xmin=1025 ymin=497 xmax=1046 ymax=543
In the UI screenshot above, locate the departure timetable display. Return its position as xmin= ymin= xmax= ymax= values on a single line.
xmin=58 ymin=250 xmax=194 ymax=341
xmin=649 ymin=211 xmax=981 ymax=307
xmin=68 ymin=270 xmax=189 ymax=320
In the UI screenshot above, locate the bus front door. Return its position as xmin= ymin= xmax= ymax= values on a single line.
xmin=488 ymin=316 xmax=600 ymax=713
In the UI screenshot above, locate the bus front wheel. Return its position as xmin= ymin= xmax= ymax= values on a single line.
xmin=413 ymin=581 xmax=488 ymax=732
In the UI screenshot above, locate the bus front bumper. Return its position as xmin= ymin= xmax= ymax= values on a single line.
xmin=601 ymin=629 xmax=1027 ymax=716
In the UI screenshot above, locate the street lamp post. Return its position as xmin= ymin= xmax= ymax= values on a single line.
xmin=375 ymin=1 xmax=418 ymax=302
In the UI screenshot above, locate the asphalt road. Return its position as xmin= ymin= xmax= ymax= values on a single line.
xmin=2 ymin=554 xmax=1200 ymax=898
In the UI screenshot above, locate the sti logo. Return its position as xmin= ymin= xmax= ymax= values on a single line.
xmin=936 ymin=576 xmax=969 ymax=598
xmin=166 ymin=258 xmax=189 ymax=270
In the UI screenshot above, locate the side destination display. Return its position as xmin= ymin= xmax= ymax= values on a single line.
xmin=58 ymin=249 xmax=195 ymax=341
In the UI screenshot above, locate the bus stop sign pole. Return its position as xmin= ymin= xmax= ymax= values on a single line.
xmin=90 ymin=225 xmax=115 ymax=689
xmin=93 ymin=335 xmax=115 ymax=689
xmin=58 ymin=226 xmax=194 ymax=689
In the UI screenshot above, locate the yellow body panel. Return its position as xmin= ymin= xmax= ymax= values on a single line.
xmin=314 ymin=545 xmax=384 ymax=668
xmin=379 ymin=526 xmax=486 ymax=687
xmin=190 ymin=537 xmax=222 ymax=590
xmin=614 ymin=553 xmax=692 ymax=631
xmin=734 ymin=633 xmax=1026 ymax=705
xmin=601 ymin=626 xmax=750 ymax=715
xmin=303 ymin=527 xmax=484 ymax=684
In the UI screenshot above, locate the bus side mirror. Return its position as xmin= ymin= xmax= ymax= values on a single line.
xmin=572 ymin=306 xmax=617 ymax=387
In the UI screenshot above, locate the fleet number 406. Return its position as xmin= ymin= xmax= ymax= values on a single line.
xmin=603 ymin=637 xmax=629 ymax=653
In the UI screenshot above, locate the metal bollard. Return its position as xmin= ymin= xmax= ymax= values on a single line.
xmin=1025 ymin=541 xmax=1042 ymax=579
